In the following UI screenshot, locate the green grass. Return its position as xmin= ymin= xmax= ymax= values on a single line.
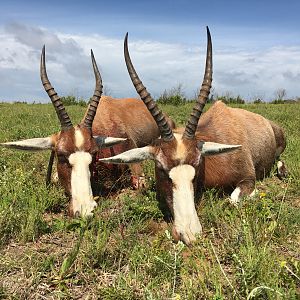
xmin=0 ymin=102 xmax=299 ymax=299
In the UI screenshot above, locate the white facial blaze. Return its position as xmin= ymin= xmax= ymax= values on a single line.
xmin=75 ymin=129 xmax=84 ymax=149
xmin=169 ymin=164 xmax=202 ymax=244
xmin=68 ymin=152 xmax=96 ymax=216
xmin=173 ymin=133 xmax=188 ymax=162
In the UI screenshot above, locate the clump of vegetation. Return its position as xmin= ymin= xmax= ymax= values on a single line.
xmin=270 ymin=99 xmax=286 ymax=104
xmin=270 ymin=88 xmax=294 ymax=104
xmin=13 ymin=101 xmax=28 ymax=104
xmin=157 ymin=84 xmax=187 ymax=105
xmin=253 ymin=98 xmax=264 ymax=104
xmin=217 ymin=94 xmax=245 ymax=104
xmin=61 ymin=95 xmax=87 ymax=106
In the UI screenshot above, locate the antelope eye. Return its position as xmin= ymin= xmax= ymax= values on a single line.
xmin=156 ymin=163 xmax=171 ymax=179
xmin=190 ymin=152 xmax=201 ymax=167
xmin=163 ymin=170 xmax=171 ymax=180
xmin=156 ymin=160 xmax=165 ymax=171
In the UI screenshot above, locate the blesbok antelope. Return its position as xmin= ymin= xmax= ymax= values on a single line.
xmin=99 ymin=27 xmax=287 ymax=245
xmin=0 ymin=46 xmax=174 ymax=217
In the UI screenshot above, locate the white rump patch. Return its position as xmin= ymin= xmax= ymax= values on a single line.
xmin=169 ymin=164 xmax=202 ymax=244
xmin=68 ymin=152 xmax=96 ymax=216
xmin=275 ymin=147 xmax=284 ymax=158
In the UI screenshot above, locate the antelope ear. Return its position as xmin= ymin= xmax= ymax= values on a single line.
xmin=98 ymin=146 xmax=155 ymax=164
xmin=93 ymin=136 xmax=127 ymax=148
xmin=198 ymin=141 xmax=242 ymax=156
xmin=0 ymin=136 xmax=54 ymax=151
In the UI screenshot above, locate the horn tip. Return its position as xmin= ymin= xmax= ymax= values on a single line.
xmin=41 ymin=45 xmax=46 ymax=67
xmin=206 ymin=26 xmax=211 ymax=36
xmin=91 ymin=49 xmax=95 ymax=61
xmin=42 ymin=45 xmax=45 ymax=56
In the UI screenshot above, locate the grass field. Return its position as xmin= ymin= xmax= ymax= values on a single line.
xmin=0 ymin=102 xmax=299 ymax=299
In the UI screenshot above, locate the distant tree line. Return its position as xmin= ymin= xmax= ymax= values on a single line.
xmin=4 ymin=85 xmax=300 ymax=105
xmin=156 ymin=85 xmax=300 ymax=105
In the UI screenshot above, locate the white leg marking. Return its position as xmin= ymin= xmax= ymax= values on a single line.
xmin=169 ymin=164 xmax=202 ymax=245
xmin=277 ymin=160 xmax=288 ymax=179
xmin=230 ymin=187 xmax=257 ymax=205
xmin=69 ymin=152 xmax=96 ymax=217
xmin=250 ymin=189 xmax=258 ymax=197
xmin=230 ymin=187 xmax=241 ymax=204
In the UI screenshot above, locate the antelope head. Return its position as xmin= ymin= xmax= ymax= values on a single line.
xmin=1 ymin=47 xmax=126 ymax=217
xmin=99 ymin=27 xmax=241 ymax=244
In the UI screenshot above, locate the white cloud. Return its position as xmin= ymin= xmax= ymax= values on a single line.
xmin=1 ymin=23 xmax=300 ymax=102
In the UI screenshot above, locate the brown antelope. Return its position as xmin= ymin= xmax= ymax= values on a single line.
xmin=99 ymin=27 xmax=287 ymax=245
xmin=0 ymin=46 xmax=174 ymax=217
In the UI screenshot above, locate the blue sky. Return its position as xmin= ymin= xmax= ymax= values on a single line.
xmin=1 ymin=0 xmax=300 ymax=102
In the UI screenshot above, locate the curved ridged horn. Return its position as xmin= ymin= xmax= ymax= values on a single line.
xmin=40 ymin=45 xmax=73 ymax=130
xmin=124 ymin=33 xmax=174 ymax=142
xmin=183 ymin=26 xmax=212 ymax=140
xmin=83 ymin=50 xmax=103 ymax=129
